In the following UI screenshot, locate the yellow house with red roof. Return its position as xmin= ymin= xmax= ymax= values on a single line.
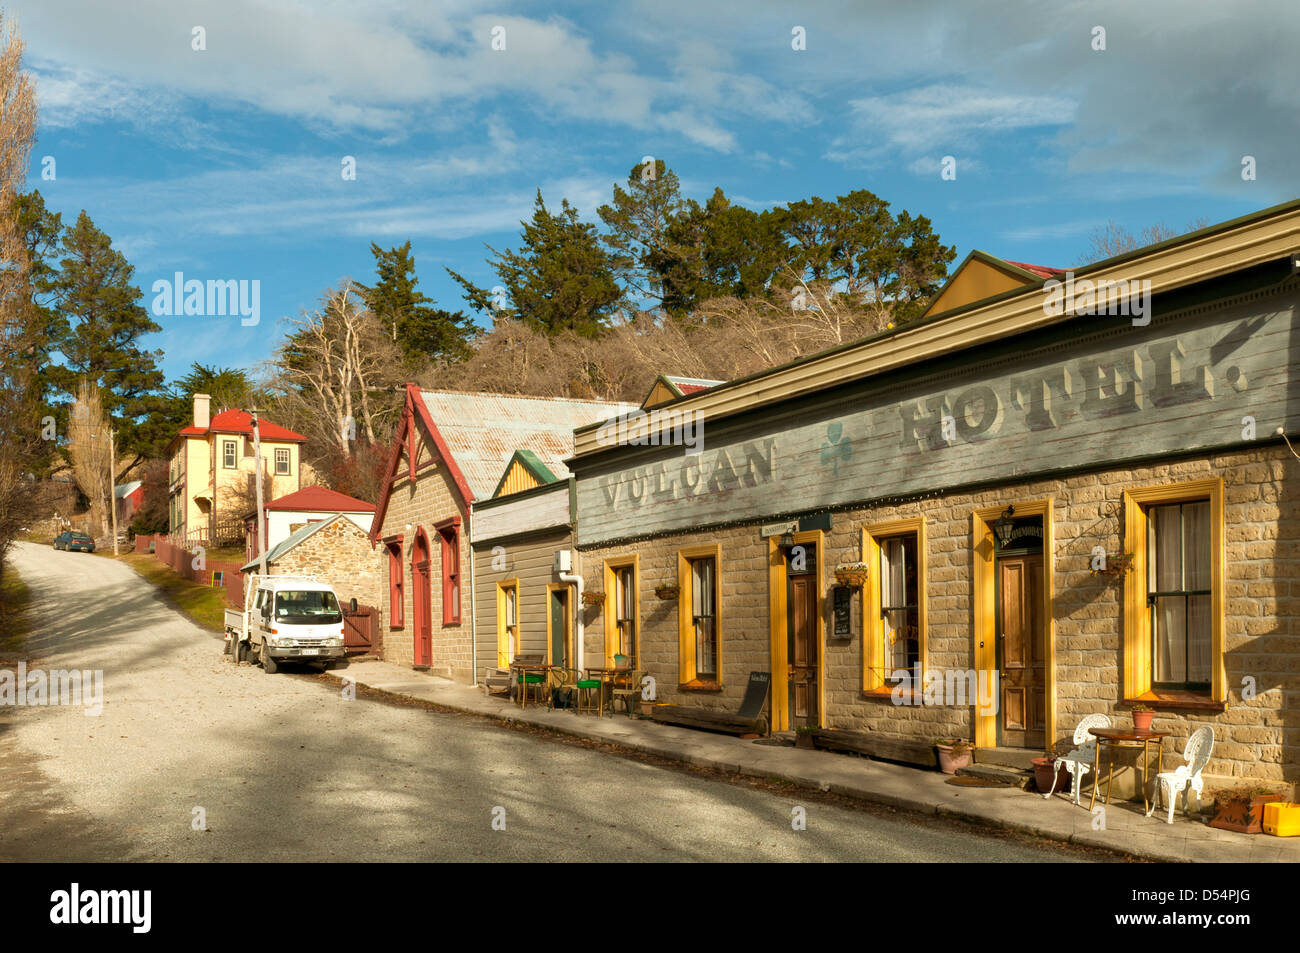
xmin=167 ymin=394 xmax=307 ymax=546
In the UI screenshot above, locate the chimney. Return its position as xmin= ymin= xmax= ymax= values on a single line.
xmin=193 ymin=393 xmax=211 ymax=429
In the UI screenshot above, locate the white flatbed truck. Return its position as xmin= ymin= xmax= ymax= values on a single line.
xmin=224 ymin=575 xmax=348 ymax=673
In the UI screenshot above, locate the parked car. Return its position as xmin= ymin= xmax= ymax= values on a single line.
xmin=224 ymin=575 xmax=347 ymax=673
xmin=53 ymin=531 xmax=95 ymax=553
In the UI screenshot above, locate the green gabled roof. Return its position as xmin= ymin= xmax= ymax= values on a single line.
xmin=491 ymin=448 xmax=560 ymax=498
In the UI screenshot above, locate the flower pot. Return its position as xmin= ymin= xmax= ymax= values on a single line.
xmin=1032 ymin=757 xmax=1072 ymax=794
xmin=581 ymin=591 xmax=605 ymax=607
xmin=1208 ymin=793 xmax=1284 ymax=834
xmin=936 ymin=743 xmax=973 ymax=775
xmin=795 ymin=732 xmax=816 ymax=750
xmin=653 ymin=586 xmax=679 ymax=600
xmin=1132 ymin=710 xmax=1155 ymax=732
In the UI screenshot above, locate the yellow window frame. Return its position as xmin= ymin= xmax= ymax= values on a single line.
xmin=496 ymin=578 xmax=520 ymax=668
xmin=1122 ymin=478 xmax=1225 ymax=703
xmin=862 ymin=517 xmax=927 ymax=696
xmin=677 ymin=544 xmax=722 ymax=686
xmin=603 ymin=554 xmax=640 ymax=667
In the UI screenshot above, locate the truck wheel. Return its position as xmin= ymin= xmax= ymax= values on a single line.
xmin=262 ymin=650 xmax=278 ymax=674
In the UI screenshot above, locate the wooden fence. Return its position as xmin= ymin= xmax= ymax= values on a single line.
xmin=142 ymin=534 xmax=243 ymax=607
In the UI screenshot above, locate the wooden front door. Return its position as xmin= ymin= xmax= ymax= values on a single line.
xmin=787 ymin=559 xmax=819 ymax=730
xmin=998 ymin=554 xmax=1044 ymax=748
xmin=412 ymin=531 xmax=432 ymax=668
xmin=549 ymin=589 xmax=569 ymax=668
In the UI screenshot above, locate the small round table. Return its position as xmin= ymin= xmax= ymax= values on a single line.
xmin=1088 ymin=727 xmax=1170 ymax=813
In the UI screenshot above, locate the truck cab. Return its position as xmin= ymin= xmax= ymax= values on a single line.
xmin=226 ymin=576 xmax=346 ymax=673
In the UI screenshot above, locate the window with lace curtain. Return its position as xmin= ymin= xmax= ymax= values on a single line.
xmin=1148 ymin=500 xmax=1211 ymax=690
xmin=615 ymin=565 xmax=636 ymax=661
xmin=690 ymin=557 xmax=718 ymax=678
xmin=880 ymin=534 xmax=920 ymax=686
xmin=677 ymin=544 xmax=721 ymax=686
xmin=1122 ymin=478 xmax=1223 ymax=705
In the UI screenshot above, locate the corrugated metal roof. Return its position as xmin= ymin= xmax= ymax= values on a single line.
xmin=114 ymin=481 xmax=143 ymax=499
xmin=418 ymin=390 xmax=636 ymax=498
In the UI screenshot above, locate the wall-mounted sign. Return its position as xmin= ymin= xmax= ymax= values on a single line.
xmin=576 ymin=295 xmax=1295 ymax=545
xmin=832 ymin=585 xmax=859 ymax=640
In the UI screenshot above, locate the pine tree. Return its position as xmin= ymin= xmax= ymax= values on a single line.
xmin=657 ymin=188 xmax=787 ymax=315
xmin=597 ymin=159 xmax=685 ymax=307
xmin=448 ymin=190 xmax=622 ymax=337
xmin=48 ymin=210 xmax=166 ymax=463
xmin=359 ymin=240 xmax=474 ymax=367
xmin=9 ymin=189 xmax=65 ymax=472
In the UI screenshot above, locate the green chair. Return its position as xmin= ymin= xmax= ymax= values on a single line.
xmin=517 ymin=670 xmax=547 ymax=709
xmin=575 ymin=670 xmax=604 ymax=715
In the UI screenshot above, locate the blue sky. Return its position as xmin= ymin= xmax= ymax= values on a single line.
xmin=20 ymin=0 xmax=1298 ymax=387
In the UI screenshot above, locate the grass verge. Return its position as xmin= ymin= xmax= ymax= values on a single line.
xmin=0 ymin=560 xmax=33 ymax=656
xmin=120 ymin=552 xmax=229 ymax=632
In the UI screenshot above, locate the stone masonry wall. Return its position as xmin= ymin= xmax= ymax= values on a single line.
xmin=268 ymin=518 xmax=382 ymax=615
xmin=580 ymin=444 xmax=1299 ymax=791
xmin=376 ymin=462 xmax=473 ymax=683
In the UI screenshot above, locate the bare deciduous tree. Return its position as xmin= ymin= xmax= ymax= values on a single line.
xmin=0 ymin=10 xmax=40 ymax=579
xmin=67 ymin=379 xmax=112 ymax=538
xmin=1081 ymin=219 xmax=1210 ymax=264
xmin=270 ymin=283 xmax=405 ymax=457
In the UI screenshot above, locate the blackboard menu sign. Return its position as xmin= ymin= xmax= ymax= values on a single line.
xmin=832 ymin=585 xmax=853 ymax=638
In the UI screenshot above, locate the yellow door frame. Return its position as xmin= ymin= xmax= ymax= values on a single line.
xmin=767 ymin=529 xmax=825 ymax=733
xmin=971 ymin=498 xmax=1055 ymax=752
xmin=546 ymin=582 xmax=571 ymax=668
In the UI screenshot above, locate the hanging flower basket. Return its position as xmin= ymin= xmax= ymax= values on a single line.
xmin=581 ymin=590 xmax=606 ymax=607
xmin=833 ymin=563 xmax=870 ymax=586
xmin=654 ymin=584 xmax=680 ymax=600
xmin=1090 ymin=553 xmax=1135 ymax=577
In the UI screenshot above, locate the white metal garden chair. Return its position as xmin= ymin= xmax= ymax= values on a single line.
xmin=1146 ymin=726 xmax=1214 ymax=824
xmin=1043 ymin=713 xmax=1111 ymax=804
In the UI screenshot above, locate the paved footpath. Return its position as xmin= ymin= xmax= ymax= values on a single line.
xmin=324 ymin=660 xmax=1300 ymax=864
xmin=2 ymin=542 xmax=1102 ymax=862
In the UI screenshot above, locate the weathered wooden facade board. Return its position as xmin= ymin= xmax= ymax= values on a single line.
xmin=575 ymin=290 xmax=1298 ymax=545
xmin=472 ymin=527 xmax=571 ymax=678
xmin=472 ymin=482 xmax=571 ymax=544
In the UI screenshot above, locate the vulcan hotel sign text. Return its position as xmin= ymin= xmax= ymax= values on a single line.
xmin=577 ymin=299 xmax=1294 ymax=545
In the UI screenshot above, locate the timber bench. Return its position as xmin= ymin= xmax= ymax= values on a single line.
xmin=650 ymin=671 xmax=771 ymax=737
xmin=811 ymin=729 xmax=938 ymax=769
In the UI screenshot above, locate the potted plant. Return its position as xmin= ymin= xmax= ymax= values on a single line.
xmin=653 ymin=583 xmax=680 ymax=600
xmin=1130 ymin=703 xmax=1155 ymax=732
xmin=833 ymin=562 xmax=870 ymax=586
xmin=581 ymin=590 xmax=606 ymax=607
xmin=795 ymin=726 xmax=818 ymax=749
xmin=1091 ymin=552 xmax=1135 ymax=577
xmin=1208 ymin=786 xmax=1285 ymax=834
xmin=935 ymin=738 xmax=974 ymax=775
xmin=1032 ymin=756 xmax=1072 ymax=794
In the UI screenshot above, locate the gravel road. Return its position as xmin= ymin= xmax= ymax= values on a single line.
xmin=0 ymin=542 xmax=1096 ymax=862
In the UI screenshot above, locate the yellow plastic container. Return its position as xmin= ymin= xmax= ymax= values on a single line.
xmin=1262 ymin=801 xmax=1300 ymax=836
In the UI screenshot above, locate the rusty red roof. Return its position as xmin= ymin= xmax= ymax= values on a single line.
xmin=265 ymin=486 xmax=375 ymax=512
xmin=1002 ymin=259 xmax=1066 ymax=279
xmin=178 ymin=409 xmax=306 ymax=442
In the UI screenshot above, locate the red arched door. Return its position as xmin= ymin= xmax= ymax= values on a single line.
xmin=412 ymin=529 xmax=432 ymax=668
